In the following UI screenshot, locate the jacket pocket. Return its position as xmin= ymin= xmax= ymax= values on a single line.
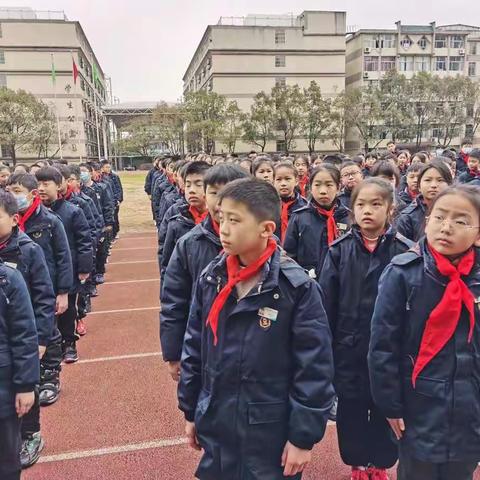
xmin=248 ymin=401 xmax=287 ymax=425
xmin=0 ymin=349 xmax=11 ymax=367
xmin=412 ymin=376 xmax=447 ymax=398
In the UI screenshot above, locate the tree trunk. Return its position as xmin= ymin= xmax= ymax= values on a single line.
xmin=10 ymin=145 xmax=16 ymax=167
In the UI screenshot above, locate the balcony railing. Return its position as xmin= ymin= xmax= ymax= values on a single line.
xmin=0 ymin=8 xmax=67 ymax=20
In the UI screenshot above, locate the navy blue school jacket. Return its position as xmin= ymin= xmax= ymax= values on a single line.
xmin=456 ymin=152 xmax=469 ymax=174
xmin=92 ymin=181 xmax=115 ymax=226
xmin=368 ymin=240 xmax=480 ymax=463
xmin=320 ymin=226 xmax=413 ymax=400
xmin=283 ymin=200 xmax=350 ymax=280
xmin=397 ymin=187 xmax=416 ymax=205
xmin=160 ymin=215 xmax=221 ymax=362
xmin=79 ymin=191 xmax=104 ymax=239
xmin=395 ymin=196 xmax=427 ymax=242
xmin=0 ymin=263 xmax=39 ymax=419
xmin=160 ymin=204 xmax=196 ymax=280
xmin=103 ymin=172 xmax=123 ymax=204
xmin=273 ymin=193 xmax=307 ymax=243
xmin=144 ymin=168 xmax=160 ymax=196
xmin=152 ymin=176 xmax=174 ymax=223
xmin=337 ymin=188 xmax=353 ymax=209
xmin=24 ymin=204 xmax=73 ymax=296
xmin=458 ymin=170 xmax=480 ymax=184
xmin=178 ymin=248 xmax=335 ymax=480
xmin=157 ymin=188 xmax=182 ymax=226
xmin=49 ymin=199 xmax=93 ymax=292
xmin=67 ymin=192 xmax=97 ymax=248
xmin=0 ymin=229 xmax=55 ymax=347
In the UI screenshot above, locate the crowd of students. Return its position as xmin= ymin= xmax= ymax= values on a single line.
xmin=151 ymin=138 xmax=480 ymax=480
xmin=0 ymin=159 xmax=123 ymax=479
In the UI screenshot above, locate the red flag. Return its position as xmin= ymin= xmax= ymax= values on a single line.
xmin=72 ymin=58 xmax=79 ymax=85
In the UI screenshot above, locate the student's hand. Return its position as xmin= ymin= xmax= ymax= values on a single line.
xmin=387 ymin=417 xmax=405 ymax=440
xmin=38 ymin=345 xmax=46 ymax=358
xmin=105 ymin=225 xmax=113 ymax=232
xmin=16 ymin=391 xmax=35 ymax=417
xmin=167 ymin=361 xmax=180 ymax=382
xmin=281 ymin=441 xmax=311 ymax=476
xmin=78 ymin=272 xmax=90 ymax=283
xmin=185 ymin=421 xmax=201 ymax=451
xmin=56 ymin=293 xmax=68 ymax=315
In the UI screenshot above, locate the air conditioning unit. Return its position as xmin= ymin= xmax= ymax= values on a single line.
xmin=363 ymin=72 xmax=369 ymax=79
xmin=364 ymin=47 xmax=371 ymax=54
xmin=459 ymin=49 xmax=465 ymax=55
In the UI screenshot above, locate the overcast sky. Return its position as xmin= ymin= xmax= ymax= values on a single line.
xmin=5 ymin=0 xmax=480 ymax=102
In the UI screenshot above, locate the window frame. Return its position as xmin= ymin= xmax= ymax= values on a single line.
xmin=449 ymin=56 xmax=464 ymax=71
xmin=275 ymin=55 xmax=286 ymax=67
xmin=275 ymin=29 xmax=286 ymax=45
xmin=434 ymin=35 xmax=447 ymax=49
xmin=435 ymin=56 xmax=447 ymax=71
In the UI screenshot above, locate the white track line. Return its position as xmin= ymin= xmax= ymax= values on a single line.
xmin=75 ymin=352 xmax=161 ymax=364
xmin=116 ymin=236 xmax=157 ymax=241
xmin=38 ymin=437 xmax=187 ymax=463
xmin=108 ymin=260 xmax=157 ymax=265
xmin=103 ymin=278 xmax=159 ymax=285
xmin=112 ymin=246 xmax=157 ymax=251
xmin=88 ymin=306 xmax=159 ymax=315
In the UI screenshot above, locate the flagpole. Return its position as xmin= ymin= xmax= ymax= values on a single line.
xmin=91 ymin=60 xmax=102 ymax=161
xmin=71 ymin=51 xmax=82 ymax=162
xmin=51 ymin=53 xmax=63 ymax=160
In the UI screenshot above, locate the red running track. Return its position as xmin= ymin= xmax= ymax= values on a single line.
xmin=23 ymin=231 xmax=480 ymax=480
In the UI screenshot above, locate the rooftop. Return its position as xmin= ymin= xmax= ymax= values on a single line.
xmin=0 ymin=7 xmax=67 ymax=20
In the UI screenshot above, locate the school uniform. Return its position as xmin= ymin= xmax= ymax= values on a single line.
xmin=178 ymin=247 xmax=335 ymax=480
xmin=397 ymin=187 xmax=417 ymax=205
xmin=337 ymin=188 xmax=353 ymax=209
xmin=456 ymin=151 xmax=469 ymax=174
xmin=157 ymin=188 xmax=183 ymax=227
xmin=160 ymin=215 xmax=221 ymax=362
xmin=144 ymin=167 xmax=160 ymax=196
xmin=103 ymin=172 xmax=123 ymax=238
xmin=320 ymin=226 xmax=412 ymax=468
xmin=369 ymin=240 xmax=480 ymax=479
xmin=152 ymin=177 xmax=175 ymax=226
xmin=395 ymin=196 xmax=427 ymax=242
xmin=0 ymin=263 xmax=39 ymax=480
xmin=284 ymin=200 xmax=350 ymax=280
xmin=457 ymin=169 xmax=480 ymax=184
xmin=274 ymin=193 xmax=307 ymax=245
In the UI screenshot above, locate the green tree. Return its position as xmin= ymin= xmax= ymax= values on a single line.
xmin=116 ymin=117 xmax=160 ymax=157
xmin=463 ymin=78 xmax=480 ymax=139
xmin=220 ymin=101 xmax=242 ymax=153
xmin=242 ymin=92 xmax=275 ymax=152
xmin=153 ymin=102 xmax=185 ymax=155
xmin=328 ymin=91 xmax=348 ymax=152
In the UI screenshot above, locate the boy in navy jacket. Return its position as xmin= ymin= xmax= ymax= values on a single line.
xmin=160 ymin=164 xmax=248 ymax=381
xmin=0 ymin=261 xmax=38 ymax=480
xmin=178 ymin=178 xmax=335 ymax=480
xmin=36 ymin=167 xmax=92 ymax=364
xmin=100 ymin=160 xmax=123 ymax=239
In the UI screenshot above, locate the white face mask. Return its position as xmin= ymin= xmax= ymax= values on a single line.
xmin=463 ymin=147 xmax=472 ymax=154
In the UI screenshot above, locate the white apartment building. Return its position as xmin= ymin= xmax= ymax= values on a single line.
xmin=183 ymin=11 xmax=346 ymax=153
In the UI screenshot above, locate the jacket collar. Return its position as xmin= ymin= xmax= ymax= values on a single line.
xmin=308 ymin=198 xmax=350 ymax=220
xmin=198 ymin=215 xmax=221 ymax=247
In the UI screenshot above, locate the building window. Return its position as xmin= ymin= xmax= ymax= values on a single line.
xmin=432 ymin=127 xmax=444 ymax=139
xmin=469 ymin=62 xmax=476 ymax=76
xmin=0 ymin=51 xmax=4 ymax=64
xmin=449 ymin=56 xmax=464 ymax=71
xmin=375 ymin=35 xmax=396 ymax=49
xmin=381 ymin=56 xmax=396 ymax=71
xmin=435 ymin=56 xmax=447 ymax=71
xmin=0 ymin=24 xmax=3 ymax=38
xmin=415 ymin=56 xmax=430 ymax=72
xmin=275 ymin=30 xmax=285 ymax=44
xmin=435 ymin=35 xmax=447 ymax=49
xmin=399 ymin=56 xmax=414 ymax=71
xmin=276 ymin=140 xmax=286 ymax=152
xmin=451 ymin=35 xmax=464 ymax=49
xmin=400 ymin=36 xmax=413 ymax=50
xmin=470 ymin=42 xmax=478 ymax=55
xmin=364 ymin=56 xmax=379 ymax=72
xmin=363 ymin=37 xmax=376 ymax=50
xmin=275 ymin=55 xmax=286 ymax=67
xmin=418 ymin=36 xmax=428 ymax=50
xmin=275 ymin=77 xmax=286 ymax=88
xmin=466 ymin=125 xmax=474 ymax=137
xmin=0 ymin=74 xmax=6 ymax=87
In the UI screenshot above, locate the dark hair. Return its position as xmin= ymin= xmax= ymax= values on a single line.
xmin=172 ymin=159 xmax=189 ymax=173
xmin=0 ymin=190 xmax=19 ymax=216
xmin=435 ymin=155 xmax=454 ymax=168
xmin=365 ymin=152 xmax=378 ymax=161
xmin=339 ymin=161 xmax=361 ymax=173
xmin=418 ymin=160 xmax=453 ymax=186
xmin=386 ymin=140 xmax=395 ymax=146
xmin=351 ymin=155 xmax=365 ymax=167
xmin=294 ymin=154 xmax=310 ymax=166
xmin=6 ymin=173 xmax=38 ymax=191
xmin=14 ymin=163 xmax=30 ymax=172
xmin=218 ymin=178 xmax=281 ymax=227
xmin=100 ymin=159 xmax=111 ymax=166
xmin=412 ymin=152 xmax=429 ymax=164
xmin=274 ymin=161 xmax=297 ymax=178
xmin=252 ymin=157 xmax=274 ymax=176
xmin=461 ymin=138 xmax=473 ymax=146
xmin=406 ymin=163 xmax=423 ymax=175
xmin=371 ymin=160 xmax=401 ymax=187
xmin=310 ymin=153 xmax=319 ymax=161
xmin=322 ymin=154 xmax=343 ymax=167
xmin=69 ymin=164 xmax=81 ymax=180
xmin=441 ymin=149 xmax=457 ymax=162
xmin=351 ymin=177 xmax=394 ymax=213
xmin=90 ymin=162 xmax=102 ymax=172
xmin=54 ymin=163 xmax=71 ymax=180
xmin=310 ymin=164 xmax=341 ymax=188
xmin=470 ymin=148 xmax=480 ymax=160
xmin=0 ymin=164 xmax=11 ymax=173
xmin=182 ymin=160 xmax=211 ymax=181
xmin=238 ymin=158 xmax=252 ymax=172
xmin=430 ymin=185 xmax=480 ymax=224
xmin=203 ymin=164 xmax=249 ymax=190
xmin=35 ymin=166 xmax=63 ymax=186
xmin=79 ymin=163 xmax=93 ymax=172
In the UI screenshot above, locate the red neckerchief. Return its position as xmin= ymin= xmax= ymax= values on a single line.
xmin=210 ymin=216 xmax=220 ymax=237
xmin=189 ymin=206 xmax=208 ymax=225
xmin=58 ymin=185 xmax=74 ymax=200
xmin=460 ymin=151 xmax=470 ymax=165
xmin=18 ymin=196 xmax=41 ymax=232
xmin=298 ymin=176 xmax=309 ymax=198
xmin=206 ymin=238 xmax=277 ymax=345
xmin=412 ymin=245 xmax=475 ymax=387
xmin=407 ymin=188 xmax=418 ymax=200
xmin=315 ymin=205 xmax=338 ymax=246
xmin=469 ymin=169 xmax=480 ymax=178
xmin=167 ymin=173 xmax=175 ymax=185
xmin=280 ymin=197 xmax=296 ymax=244
xmin=0 ymin=236 xmax=10 ymax=250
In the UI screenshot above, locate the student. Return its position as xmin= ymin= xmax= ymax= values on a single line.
xmin=160 ymin=164 xmax=248 ymax=381
xmin=0 ymin=191 xmax=56 ymax=468
xmin=238 ymin=157 xmax=252 ymax=173
xmin=100 ymin=160 xmax=123 ymax=240
xmin=252 ymin=156 xmax=275 ymax=184
xmin=369 ymin=184 xmax=480 ymax=480
xmin=6 ymin=173 xmax=72 ymax=407
xmin=457 ymin=148 xmax=480 ymax=184
xmin=152 ymin=158 xmax=176 ymax=226
xmin=396 ymin=161 xmax=453 ymax=242
xmin=156 ymin=160 xmax=188 ymax=225
xmin=395 ymin=150 xmax=410 ymax=176
xmin=160 ymin=161 xmax=210 ymax=279
xmin=320 ymin=178 xmax=412 ymax=480
xmin=36 ymin=167 xmax=92 ymax=363
xmin=0 ymin=260 xmax=39 ymax=480
xmin=0 ymin=164 xmax=11 ymax=189
xmin=284 ymin=165 xmax=350 ymax=280
xmin=273 ymin=161 xmax=307 ymax=244
xmin=144 ymin=157 xmax=161 ymax=199
xmin=398 ymin=163 xmax=422 ymax=205
xmin=178 ymin=178 xmax=335 ymax=480
xmin=370 ymin=160 xmax=407 ymax=217
xmin=363 ymin=153 xmax=378 ymax=178
xmin=456 ymin=138 xmax=473 ymax=174
xmin=386 ymin=140 xmax=397 ymax=155
xmin=293 ymin=154 xmax=310 ymax=197
xmin=338 ymin=161 xmax=364 ymax=209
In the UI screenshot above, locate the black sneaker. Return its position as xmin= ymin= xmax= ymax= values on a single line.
xmin=90 ymin=286 xmax=98 ymax=297
xmin=39 ymin=368 xmax=61 ymax=406
xmin=20 ymin=432 xmax=45 ymax=468
xmin=95 ymin=274 xmax=105 ymax=284
xmin=328 ymin=396 xmax=338 ymax=422
xmin=63 ymin=343 xmax=79 ymax=364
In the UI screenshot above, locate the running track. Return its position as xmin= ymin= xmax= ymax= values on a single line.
xmin=23 ymin=232 xmax=480 ymax=479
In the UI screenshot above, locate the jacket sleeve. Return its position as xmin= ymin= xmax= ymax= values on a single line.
xmin=144 ymin=169 xmax=153 ymax=195
xmin=395 ymin=212 xmax=413 ymax=241
xmin=161 ymin=221 xmax=177 ymax=281
xmin=160 ymin=239 xmax=192 ymax=361
xmin=178 ymin=278 xmax=204 ymax=422
xmin=288 ymin=279 xmax=335 ymax=450
xmin=114 ymin=174 xmax=123 ymax=203
xmin=368 ymin=264 xmax=407 ymax=419
xmin=6 ymin=269 xmax=40 ymax=392
xmin=283 ymin=214 xmax=300 ymax=261
xmin=72 ymin=208 xmax=93 ymax=274
xmin=80 ymin=201 xmax=97 ymax=246
xmin=28 ymin=244 xmax=56 ymax=346
xmin=101 ymin=185 xmax=115 ymax=226
xmin=52 ymin=217 xmax=73 ymax=295
xmin=319 ymin=247 xmax=340 ymax=334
